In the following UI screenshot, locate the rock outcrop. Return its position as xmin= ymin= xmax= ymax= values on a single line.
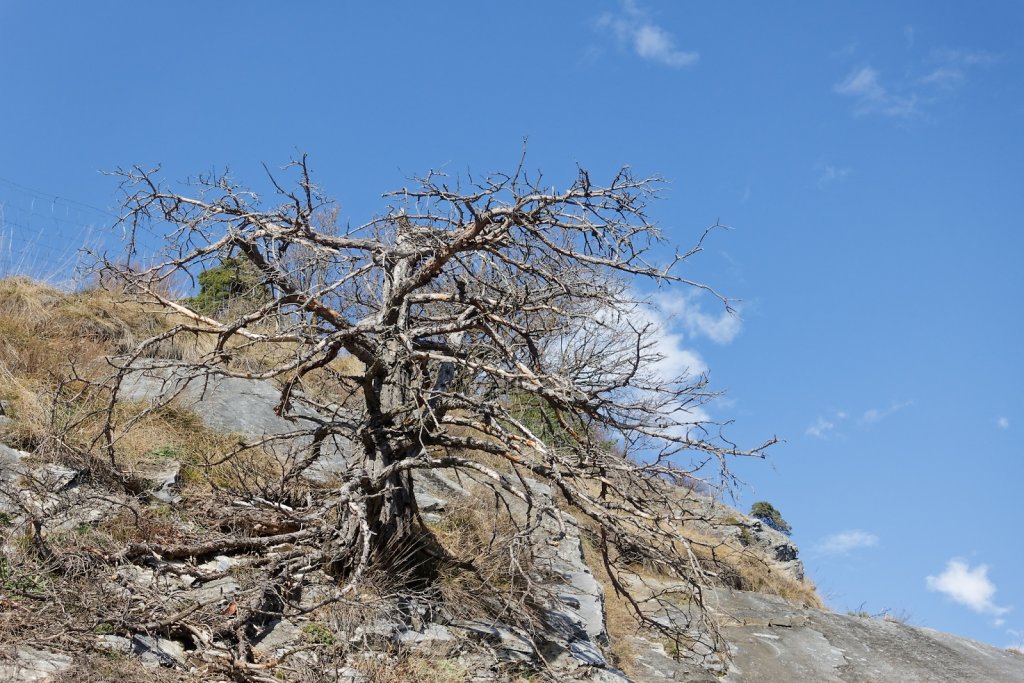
xmin=624 ymin=586 xmax=1024 ymax=682
xmin=3 ymin=372 xmax=1023 ymax=682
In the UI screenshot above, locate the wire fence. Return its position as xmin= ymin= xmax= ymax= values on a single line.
xmin=0 ymin=176 xmax=119 ymax=287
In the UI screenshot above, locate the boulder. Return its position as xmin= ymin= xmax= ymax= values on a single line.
xmin=626 ymin=584 xmax=1024 ymax=682
xmin=131 ymin=635 xmax=188 ymax=669
xmin=0 ymin=647 xmax=73 ymax=682
xmin=117 ymin=366 xmax=353 ymax=481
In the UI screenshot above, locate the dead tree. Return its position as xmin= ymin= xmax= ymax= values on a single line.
xmin=101 ymin=155 xmax=775 ymax=655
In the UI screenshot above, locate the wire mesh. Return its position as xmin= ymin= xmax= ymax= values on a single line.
xmin=0 ymin=176 xmax=116 ymax=286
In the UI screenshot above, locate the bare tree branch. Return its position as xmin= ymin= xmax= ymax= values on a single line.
xmin=95 ymin=157 xmax=775 ymax=665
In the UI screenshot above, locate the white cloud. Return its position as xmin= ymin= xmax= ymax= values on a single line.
xmin=834 ymin=47 xmax=999 ymax=118
xmin=932 ymin=48 xmax=1000 ymax=66
xmin=835 ymin=66 xmax=886 ymax=99
xmin=625 ymin=294 xmax=721 ymax=434
xmin=926 ymin=559 xmax=1011 ymax=616
xmin=860 ymin=407 xmax=882 ymax=423
xmin=997 ymin=416 xmax=1010 ymax=429
xmin=920 ymin=66 xmax=964 ymax=88
xmin=805 ymin=416 xmax=836 ymax=439
xmin=596 ymin=1 xmax=698 ymax=69
xmin=650 ymin=323 xmax=709 ymax=382
xmin=652 ymin=291 xmax=742 ymax=345
xmin=834 ymin=66 xmax=918 ymax=118
xmin=818 ymin=165 xmax=852 ymax=186
xmin=816 ymin=530 xmax=879 ymax=555
xmin=808 ymin=402 xmax=912 ymax=438
xmin=860 ymin=400 xmax=913 ymax=425
xmin=643 ymin=321 xmax=711 ymax=433
xmin=806 ymin=408 xmax=850 ymax=439
xmin=568 ymin=297 xmax=708 ymax=388
xmin=633 ymin=25 xmax=698 ymax=68
xmin=637 ymin=301 xmax=709 ymax=382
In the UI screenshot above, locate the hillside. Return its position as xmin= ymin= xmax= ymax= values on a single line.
xmin=0 ymin=278 xmax=1021 ymax=682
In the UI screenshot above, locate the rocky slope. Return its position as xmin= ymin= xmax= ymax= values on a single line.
xmin=2 ymin=370 xmax=1021 ymax=681
xmin=0 ymin=278 xmax=1021 ymax=682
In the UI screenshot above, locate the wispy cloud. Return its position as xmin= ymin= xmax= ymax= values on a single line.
xmin=808 ymin=401 xmax=913 ymax=438
xmin=860 ymin=400 xmax=913 ymax=426
xmin=630 ymin=291 xmax=744 ymax=432
xmin=834 ymin=46 xmax=999 ymax=118
xmin=566 ymin=296 xmax=711 ymax=435
xmin=644 ymin=308 xmax=709 ymax=381
xmin=815 ymin=530 xmax=879 ymax=555
xmin=653 ymin=291 xmax=742 ymax=345
xmin=920 ymin=66 xmax=965 ymax=89
xmin=997 ymin=416 xmax=1010 ymax=430
xmin=818 ymin=165 xmax=852 ymax=187
xmin=582 ymin=297 xmax=709 ymax=384
xmin=834 ymin=66 xmax=918 ymax=118
xmin=927 ymin=559 xmax=1011 ymax=617
xmin=806 ymin=409 xmax=848 ymax=439
xmin=806 ymin=416 xmax=836 ymax=439
xmin=917 ymin=49 xmax=997 ymax=90
xmin=932 ymin=48 xmax=1000 ymax=67
xmin=596 ymin=1 xmax=698 ymax=69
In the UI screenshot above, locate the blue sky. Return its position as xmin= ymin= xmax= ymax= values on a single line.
xmin=2 ymin=1 xmax=1022 ymax=649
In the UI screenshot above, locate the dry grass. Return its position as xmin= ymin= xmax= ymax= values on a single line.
xmin=50 ymin=652 xmax=190 ymax=682
xmin=0 ymin=278 xmax=299 ymax=494
xmin=580 ymin=536 xmax=648 ymax=676
xmin=349 ymin=651 xmax=469 ymax=683
xmin=0 ymin=277 xmax=190 ymax=457
xmin=680 ymin=528 xmax=823 ymax=609
xmin=427 ymin=496 xmax=540 ymax=628
xmin=0 ymin=277 xmax=169 ymax=377
xmin=574 ymin=512 xmax=822 ymax=676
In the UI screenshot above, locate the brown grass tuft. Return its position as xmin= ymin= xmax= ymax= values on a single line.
xmin=427 ymin=497 xmax=539 ymax=627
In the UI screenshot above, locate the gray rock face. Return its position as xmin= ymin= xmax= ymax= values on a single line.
xmin=528 ymin=483 xmax=607 ymax=649
xmin=131 ymin=635 xmax=188 ymax=669
xmin=0 ymin=443 xmax=120 ymax=538
xmin=118 ymin=366 xmax=353 ymax=481
xmin=452 ymin=620 xmax=538 ymax=662
xmin=30 ymin=369 xmax=1018 ymax=682
xmin=139 ymin=460 xmax=182 ymax=504
xmin=252 ymin=618 xmax=305 ymax=660
xmin=625 ymin=586 xmax=1024 ymax=682
xmin=0 ymin=647 xmax=74 ymax=682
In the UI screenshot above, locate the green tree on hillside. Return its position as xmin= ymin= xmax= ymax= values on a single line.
xmin=187 ymin=257 xmax=267 ymax=316
xmin=750 ymin=501 xmax=792 ymax=535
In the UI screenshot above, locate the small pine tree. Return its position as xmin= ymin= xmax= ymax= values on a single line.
xmin=750 ymin=501 xmax=792 ymax=535
xmin=187 ymin=257 xmax=267 ymax=316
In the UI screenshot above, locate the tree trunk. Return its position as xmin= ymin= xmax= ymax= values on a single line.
xmin=333 ymin=329 xmax=422 ymax=576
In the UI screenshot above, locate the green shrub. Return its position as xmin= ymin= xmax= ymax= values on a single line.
xmin=508 ymin=392 xmax=576 ymax=450
xmin=145 ymin=445 xmax=182 ymax=460
xmin=750 ymin=501 xmax=792 ymax=535
xmin=301 ymin=622 xmax=336 ymax=645
xmin=187 ymin=257 xmax=268 ymax=316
